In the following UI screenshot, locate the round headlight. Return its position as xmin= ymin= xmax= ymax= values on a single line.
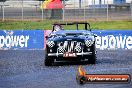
xmin=46 ymin=41 xmax=55 ymax=48
xmin=58 ymin=46 xmax=65 ymax=53
xmin=75 ymin=45 xmax=82 ymax=53
xmin=85 ymin=40 xmax=94 ymax=47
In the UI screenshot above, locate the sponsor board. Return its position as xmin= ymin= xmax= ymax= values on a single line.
xmin=0 ymin=30 xmax=131 ymax=50
xmin=0 ymin=30 xmax=44 ymax=49
xmin=92 ymin=30 xmax=132 ymax=50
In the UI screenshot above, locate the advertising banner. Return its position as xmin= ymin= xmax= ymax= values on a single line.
xmin=0 ymin=30 xmax=44 ymax=49
xmin=0 ymin=30 xmax=131 ymax=50
xmin=92 ymin=30 xmax=132 ymax=50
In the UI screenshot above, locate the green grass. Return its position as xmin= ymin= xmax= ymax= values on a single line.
xmin=0 ymin=20 xmax=132 ymax=30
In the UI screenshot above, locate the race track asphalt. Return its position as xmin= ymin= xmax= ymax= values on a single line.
xmin=0 ymin=49 xmax=132 ymax=88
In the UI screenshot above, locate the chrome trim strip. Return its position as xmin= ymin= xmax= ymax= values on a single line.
xmin=48 ymin=52 xmax=92 ymax=56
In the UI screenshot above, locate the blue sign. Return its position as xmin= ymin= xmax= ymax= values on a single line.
xmin=0 ymin=30 xmax=131 ymax=50
xmin=0 ymin=30 xmax=44 ymax=49
xmin=114 ymin=0 xmax=126 ymax=4
xmin=92 ymin=30 xmax=132 ymax=50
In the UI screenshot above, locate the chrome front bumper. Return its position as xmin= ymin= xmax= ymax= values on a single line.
xmin=48 ymin=52 xmax=92 ymax=57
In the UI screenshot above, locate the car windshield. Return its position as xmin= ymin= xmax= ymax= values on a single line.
xmin=53 ymin=22 xmax=91 ymax=31
xmin=53 ymin=32 xmax=91 ymax=37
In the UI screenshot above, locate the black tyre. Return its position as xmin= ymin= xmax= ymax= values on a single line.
xmin=44 ymin=49 xmax=54 ymax=66
xmin=45 ymin=57 xmax=54 ymax=66
xmin=88 ymin=43 xmax=96 ymax=64
xmin=88 ymin=54 xmax=96 ymax=64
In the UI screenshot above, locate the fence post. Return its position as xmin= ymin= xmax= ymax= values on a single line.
xmin=41 ymin=1 xmax=43 ymax=21
xmin=2 ymin=1 xmax=5 ymax=21
xmin=106 ymin=0 xmax=109 ymax=21
xmin=74 ymin=0 xmax=75 ymax=20
xmin=130 ymin=1 xmax=132 ymax=21
xmin=92 ymin=0 xmax=96 ymax=19
xmin=84 ymin=0 xmax=86 ymax=21
xmin=22 ymin=0 xmax=24 ymax=21
xmin=79 ymin=0 xmax=81 ymax=8
xmin=62 ymin=0 xmax=65 ymax=21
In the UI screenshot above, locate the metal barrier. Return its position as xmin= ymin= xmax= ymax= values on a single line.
xmin=0 ymin=0 xmax=132 ymax=21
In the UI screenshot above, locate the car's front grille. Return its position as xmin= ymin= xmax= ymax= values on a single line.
xmin=57 ymin=41 xmax=83 ymax=53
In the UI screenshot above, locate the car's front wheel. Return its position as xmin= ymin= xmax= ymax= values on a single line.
xmin=88 ymin=54 xmax=96 ymax=64
xmin=45 ymin=57 xmax=54 ymax=66
xmin=44 ymin=49 xmax=54 ymax=66
xmin=87 ymin=44 xmax=96 ymax=64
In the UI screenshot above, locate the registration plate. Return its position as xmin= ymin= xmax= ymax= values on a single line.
xmin=63 ymin=52 xmax=77 ymax=57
